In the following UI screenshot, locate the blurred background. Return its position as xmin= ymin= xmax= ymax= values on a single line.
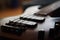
xmin=0 ymin=0 xmax=58 ymax=10
xmin=0 ymin=0 xmax=58 ymax=18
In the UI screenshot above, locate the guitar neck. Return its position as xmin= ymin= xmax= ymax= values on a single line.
xmin=37 ymin=1 xmax=60 ymax=15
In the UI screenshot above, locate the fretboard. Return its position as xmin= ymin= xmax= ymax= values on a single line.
xmin=37 ymin=1 xmax=60 ymax=15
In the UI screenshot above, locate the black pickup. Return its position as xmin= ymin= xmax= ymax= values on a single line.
xmin=6 ymin=21 xmax=37 ymax=29
xmin=20 ymin=17 xmax=45 ymax=23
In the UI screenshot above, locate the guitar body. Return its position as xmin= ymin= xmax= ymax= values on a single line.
xmin=0 ymin=1 xmax=60 ymax=40
xmin=0 ymin=5 xmax=54 ymax=31
xmin=0 ymin=5 xmax=58 ymax=40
